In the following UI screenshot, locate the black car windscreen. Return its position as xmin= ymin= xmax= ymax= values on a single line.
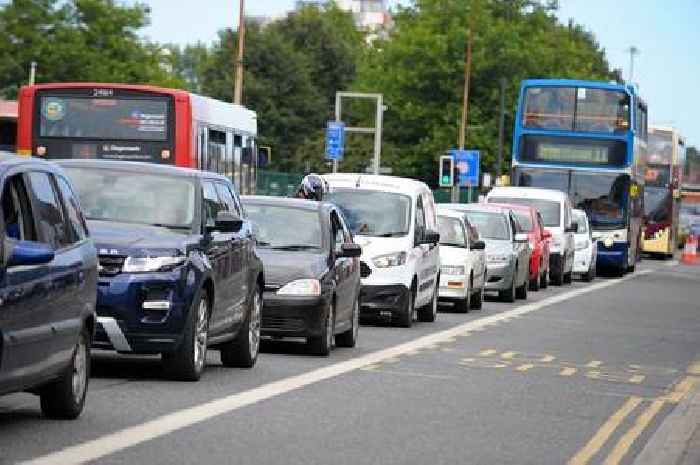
xmin=39 ymin=96 xmax=169 ymax=141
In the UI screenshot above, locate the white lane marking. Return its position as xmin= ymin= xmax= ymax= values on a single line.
xmin=22 ymin=270 xmax=652 ymax=465
xmin=665 ymin=260 xmax=679 ymax=267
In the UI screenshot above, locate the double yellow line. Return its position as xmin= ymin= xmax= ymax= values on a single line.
xmin=568 ymin=375 xmax=697 ymax=465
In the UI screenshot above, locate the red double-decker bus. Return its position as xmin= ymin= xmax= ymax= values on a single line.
xmin=17 ymin=83 xmax=259 ymax=194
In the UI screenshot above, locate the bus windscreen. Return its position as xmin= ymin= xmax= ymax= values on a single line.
xmin=39 ymin=96 xmax=169 ymax=141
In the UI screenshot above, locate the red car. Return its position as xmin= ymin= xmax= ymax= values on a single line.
xmin=493 ymin=203 xmax=551 ymax=291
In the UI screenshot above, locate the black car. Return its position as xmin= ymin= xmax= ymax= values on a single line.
xmin=0 ymin=153 xmax=97 ymax=419
xmin=58 ymin=160 xmax=264 ymax=381
xmin=242 ymin=196 xmax=361 ymax=356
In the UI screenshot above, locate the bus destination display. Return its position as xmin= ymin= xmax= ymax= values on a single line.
xmin=536 ymin=143 xmax=610 ymax=164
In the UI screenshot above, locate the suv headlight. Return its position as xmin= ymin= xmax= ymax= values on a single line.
xmin=123 ymin=256 xmax=186 ymax=273
xmin=441 ymin=265 xmax=465 ymax=276
xmin=373 ymin=251 xmax=407 ymax=268
xmin=277 ymin=279 xmax=321 ymax=296
xmin=487 ymin=253 xmax=510 ymax=263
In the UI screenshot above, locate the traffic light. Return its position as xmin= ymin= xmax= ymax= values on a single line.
xmin=439 ymin=155 xmax=454 ymax=187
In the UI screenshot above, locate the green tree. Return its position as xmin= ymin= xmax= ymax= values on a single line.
xmin=0 ymin=0 xmax=181 ymax=98
xmin=354 ymin=0 xmax=619 ymax=184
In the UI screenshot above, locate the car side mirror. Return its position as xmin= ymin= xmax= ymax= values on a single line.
xmin=542 ymin=230 xmax=552 ymax=239
xmin=514 ymin=233 xmax=529 ymax=243
xmin=338 ymin=243 xmax=362 ymax=258
xmin=470 ymin=240 xmax=486 ymax=251
xmin=565 ymin=222 xmax=578 ymax=233
xmin=210 ymin=211 xmax=243 ymax=234
xmin=420 ymin=229 xmax=440 ymax=245
xmin=4 ymin=239 xmax=55 ymax=267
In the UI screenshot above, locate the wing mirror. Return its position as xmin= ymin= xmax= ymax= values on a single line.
xmin=514 ymin=233 xmax=529 ymax=243
xmin=338 ymin=243 xmax=362 ymax=258
xmin=4 ymin=239 xmax=55 ymax=267
xmin=542 ymin=230 xmax=552 ymax=240
xmin=210 ymin=211 xmax=243 ymax=234
xmin=470 ymin=240 xmax=486 ymax=251
xmin=565 ymin=222 xmax=579 ymax=233
xmin=420 ymin=229 xmax=440 ymax=245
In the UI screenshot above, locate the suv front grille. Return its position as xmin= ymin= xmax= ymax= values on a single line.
xmin=98 ymin=255 xmax=127 ymax=277
xmin=360 ymin=261 xmax=372 ymax=278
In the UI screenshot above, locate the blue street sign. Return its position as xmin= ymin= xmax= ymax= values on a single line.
xmin=449 ymin=149 xmax=480 ymax=186
xmin=325 ymin=121 xmax=345 ymax=161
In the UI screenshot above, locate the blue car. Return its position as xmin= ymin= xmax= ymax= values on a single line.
xmin=0 ymin=153 xmax=98 ymax=419
xmin=59 ymin=160 xmax=264 ymax=381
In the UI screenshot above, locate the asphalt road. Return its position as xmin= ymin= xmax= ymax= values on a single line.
xmin=1 ymin=258 xmax=699 ymax=465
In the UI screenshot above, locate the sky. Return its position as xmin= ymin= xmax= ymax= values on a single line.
xmin=139 ymin=0 xmax=699 ymax=147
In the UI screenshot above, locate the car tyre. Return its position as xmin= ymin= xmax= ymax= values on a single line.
xmin=220 ymin=286 xmax=262 ymax=368
xmin=395 ymin=286 xmax=414 ymax=328
xmin=563 ymin=271 xmax=573 ymax=284
xmin=40 ymin=327 xmax=90 ymax=419
xmin=529 ymin=272 xmax=540 ymax=292
xmin=583 ymin=263 xmax=596 ymax=282
xmin=309 ymin=300 xmax=334 ymax=356
xmin=336 ymin=296 xmax=359 ymax=348
xmin=499 ymin=275 xmax=516 ymax=303
xmin=469 ymin=279 xmax=484 ymax=310
xmin=540 ymin=266 xmax=549 ymax=289
xmin=516 ymin=276 xmax=528 ymax=300
xmin=418 ymin=284 xmax=438 ymax=322
xmin=163 ymin=290 xmax=210 ymax=381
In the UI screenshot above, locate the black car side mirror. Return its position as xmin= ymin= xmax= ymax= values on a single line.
xmin=565 ymin=222 xmax=578 ymax=233
xmin=338 ymin=243 xmax=362 ymax=258
xmin=420 ymin=229 xmax=440 ymax=245
xmin=470 ymin=240 xmax=486 ymax=251
xmin=210 ymin=211 xmax=243 ymax=234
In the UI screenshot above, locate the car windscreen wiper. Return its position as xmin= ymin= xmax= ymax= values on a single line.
xmin=375 ymin=231 xmax=407 ymax=237
xmin=269 ymin=245 xmax=319 ymax=250
xmin=150 ymin=223 xmax=191 ymax=230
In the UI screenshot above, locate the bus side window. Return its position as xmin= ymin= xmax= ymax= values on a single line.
xmin=233 ymin=134 xmax=242 ymax=195
xmin=207 ymin=129 xmax=226 ymax=175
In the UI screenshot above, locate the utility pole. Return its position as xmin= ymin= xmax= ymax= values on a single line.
xmin=626 ymin=46 xmax=639 ymax=84
xmin=233 ymin=0 xmax=246 ymax=105
xmin=29 ymin=61 xmax=37 ymax=86
xmin=496 ymin=77 xmax=506 ymax=180
xmin=454 ymin=15 xmax=474 ymax=203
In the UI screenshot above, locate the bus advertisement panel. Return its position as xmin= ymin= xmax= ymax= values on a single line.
xmin=17 ymin=83 xmax=259 ymax=194
xmin=512 ymin=79 xmax=648 ymax=275
xmin=642 ymin=127 xmax=684 ymax=256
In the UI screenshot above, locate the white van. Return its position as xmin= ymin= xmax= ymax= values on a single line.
xmin=324 ymin=174 xmax=440 ymax=327
xmin=486 ymin=186 xmax=577 ymax=285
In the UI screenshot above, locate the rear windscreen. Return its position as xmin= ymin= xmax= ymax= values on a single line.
xmin=39 ymin=96 xmax=169 ymax=141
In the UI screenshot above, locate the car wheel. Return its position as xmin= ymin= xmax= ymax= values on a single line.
xmin=540 ymin=266 xmax=549 ymax=289
xmin=469 ymin=279 xmax=484 ymax=310
xmin=336 ymin=296 xmax=359 ymax=348
xmin=163 ymin=289 xmax=210 ymax=381
xmin=583 ymin=262 xmax=595 ymax=282
xmin=418 ymin=284 xmax=438 ymax=322
xmin=221 ymin=286 xmax=262 ymax=368
xmin=309 ymin=300 xmax=334 ymax=356
xmin=529 ymin=270 xmax=540 ymax=292
xmin=499 ymin=274 xmax=516 ymax=303
xmin=40 ymin=327 xmax=90 ymax=419
xmin=395 ymin=285 xmax=414 ymax=328
xmin=516 ymin=276 xmax=528 ymax=300
xmin=563 ymin=271 xmax=573 ymax=284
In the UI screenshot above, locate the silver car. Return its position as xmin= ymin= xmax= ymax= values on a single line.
xmin=456 ymin=204 xmax=531 ymax=302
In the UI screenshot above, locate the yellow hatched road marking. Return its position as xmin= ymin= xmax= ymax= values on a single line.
xmin=687 ymin=361 xmax=700 ymax=376
xmin=560 ymin=367 xmax=578 ymax=377
xmin=567 ymin=396 xmax=642 ymax=465
xmin=479 ymin=349 xmax=497 ymax=356
xmin=602 ymin=399 xmax=666 ymax=465
xmin=515 ymin=364 xmax=534 ymax=372
xmin=586 ymin=361 xmax=603 ymax=368
xmin=501 ymin=351 xmax=518 ymax=359
xmin=663 ymin=376 xmax=696 ymax=403
xmin=628 ymin=375 xmax=645 ymax=384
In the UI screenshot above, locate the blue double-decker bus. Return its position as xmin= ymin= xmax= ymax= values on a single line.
xmin=511 ymin=79 xmax=648 ymax=275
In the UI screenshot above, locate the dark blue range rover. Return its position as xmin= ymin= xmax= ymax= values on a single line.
xmin=59 ymin=160 xmax=264 ymax=381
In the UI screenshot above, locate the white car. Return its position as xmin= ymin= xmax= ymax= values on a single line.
xmin=486 ymin=186 xmax=577 ymax=286
xmin=324 ymin=174 xmax=441 ymax=327
xmin=436 ymin=208 xmax=487 ymax=312
xmin=572 ymin=209 xmax=597 ymax=281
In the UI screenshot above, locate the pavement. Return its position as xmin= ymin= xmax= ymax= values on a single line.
xmin=0 ymin=257 xmax=699 ymax=465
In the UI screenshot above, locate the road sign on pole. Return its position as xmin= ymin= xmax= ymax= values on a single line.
xmin=449 ymin=149 xmax=480 ymax=187
xmin=325 ymin=121 xmax=345 ymax=162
